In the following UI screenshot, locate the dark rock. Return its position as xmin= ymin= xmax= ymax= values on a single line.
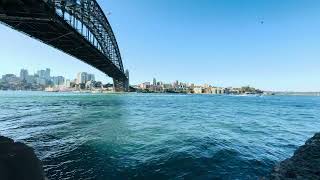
xmin=0 ymin=136 xmax=46 ymax=180
xmin=270 ymin=133 xmax=320 ymax=180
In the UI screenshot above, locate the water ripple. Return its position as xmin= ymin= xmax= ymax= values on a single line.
xmin=0 ymin=91 xmax=320 ymax=179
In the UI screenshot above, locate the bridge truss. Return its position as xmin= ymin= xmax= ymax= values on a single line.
xmin=0 ymin=0 xmax=129 ymax=91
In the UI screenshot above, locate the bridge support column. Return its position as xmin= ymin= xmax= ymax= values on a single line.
xmin=113 ymin=78 xmax=129 ymax=92
xmin=113 ymin=69 xmax=129 ymax=92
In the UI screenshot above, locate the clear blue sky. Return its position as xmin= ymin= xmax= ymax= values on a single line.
xmin=1 ymin=0 xmax=320 ymax=91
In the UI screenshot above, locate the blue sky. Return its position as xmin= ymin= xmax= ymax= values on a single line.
xmin=1 ymin=0 xmax=320 ymax=91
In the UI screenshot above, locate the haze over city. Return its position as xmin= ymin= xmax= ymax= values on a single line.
xmin=1 ymin=0 xmax=320 ymax=91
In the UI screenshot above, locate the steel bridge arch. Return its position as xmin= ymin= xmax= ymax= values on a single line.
xmin=48 ymin=0 xmax=125 ymax=73
xmin=0 ymin=0 xmax=129 ymax=91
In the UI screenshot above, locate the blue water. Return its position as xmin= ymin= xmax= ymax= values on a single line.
xmin=0 ymin=91 xmax=319 ymax=179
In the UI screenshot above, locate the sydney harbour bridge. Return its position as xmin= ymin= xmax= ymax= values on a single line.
xmin=0 ymin=0 xmax=129 ymax=92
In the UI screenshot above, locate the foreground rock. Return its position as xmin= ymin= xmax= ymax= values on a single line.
xmin=270 ymin=133 xmax=320 ymax=179
xmin=0 ymin=136 xmax=46 ymax=180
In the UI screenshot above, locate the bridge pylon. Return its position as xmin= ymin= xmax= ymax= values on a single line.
xmin=113 ymin=69 xmax=129 ymax=92
xmin=113 ymin=78 xmax=129 ymax=92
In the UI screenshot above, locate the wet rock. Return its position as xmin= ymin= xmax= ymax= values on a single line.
xmin=270 ymin=133 xmax=320 ymax=180
xmin=0 ymin=136 xmax=46 ymax=180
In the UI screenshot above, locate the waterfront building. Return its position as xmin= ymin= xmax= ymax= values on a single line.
xmin=2 ymin=74 xmax=19 ymax=83
xmin=163 ymin=83 xmax=173 ymax=89
xmin=203 ymin=87 xmax=211 ymax=94
xmin=224 ymin=88 xmax=230 ymax=94
xmin=227 ymin=87 xmax=240 ymax=94
xmin=36 ymin=68 xmax=51 ymax=85
xmin=52 ymin=76 xmax=65 ymax=86
xmin=173 ymin=80 xmax=179 ymax=88
xmin=77 ymin=72 xmax=95 ymax=84
xmin=210 ymin=87 xmax=225 ymax=94
xmin=203 ymin=84 xmax=209 ymax=88
xmin=25 ymin=75 xmax=35 ymax=84
xmin=1 ymin=74 xmax=21 ymax=90
xmin=36 ymin=77 xmax=47 ymax=86
xmin=133 ymin=79 xmax=263 ymax=95
xmin=211 ymin=87 xmax=218 ymax=94
xmin=217 ymin=88 xmax=225 ymax=94
xmin=65 ymin=79 xmax=71 ymax=88
xmin=77 ymin=72 xmax=87 ymax=84
xmin=19 ymin=73 xmax=35 ymax=84
xmin=140 ymin=82 xmax=150 ymax=89
xmin=194 ymin=87 xmax=203 ymax=94
xmin=87 ymin=74 xmax=95 ymax=82
xmin=37 ymin=68 xmax=50 ymax=81
xmin=20 ymin=69 xmax=29 ymax=81
xmin=37 ymin=70 xmax=46 ymax=78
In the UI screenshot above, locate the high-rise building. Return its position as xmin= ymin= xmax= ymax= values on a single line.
xmin=76 ymin=72 xmax=95 ymax=84
xmin=87 ymin=74 xmax=95 ymax=82
xmin=36 ymin=69 xmax=50 ymax=86
xmin=36 ymin=68 xmax=50 ymax=82
xmin=52 ymin=76 xmax=65 ymax=86
xmin=37 ymin=70 xmax=46 ymax=79
xmin=153 ymin=78 xmax=157 ymax=86
xmin=37 ymin=78 xmax=47 ymax=86
xmin=20 ymin=69 xmax=29 ymax=81
xmin=77 ymin=72 xmax=87 ymax=84
xmin=45 ymin=68 xmax=50 ymax=80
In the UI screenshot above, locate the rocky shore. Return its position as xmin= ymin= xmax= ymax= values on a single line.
xmin=270 ymin=133 xmax=320 ymax=179
xmin=0 ymin=136 xmax=46 ymax=180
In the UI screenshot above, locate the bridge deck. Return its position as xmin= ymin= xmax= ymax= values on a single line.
xmin=0 ymin=0 xmax=127 ymax=81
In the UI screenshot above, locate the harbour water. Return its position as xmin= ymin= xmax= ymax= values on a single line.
xmin=0 ymin=91 xmax=319 ymax=179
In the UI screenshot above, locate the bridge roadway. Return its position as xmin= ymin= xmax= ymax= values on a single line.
xmin=0 ymin=0 xmax=129 ymax=91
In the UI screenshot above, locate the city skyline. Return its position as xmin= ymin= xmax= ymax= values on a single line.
xmin=1 ymin=67 xmax=320 ymax=92
xmin=0 ymin=67 xmax=252 ymax=87
xmin=2 ymin=67 xmax=320 ymax=93
xmin=0 ymin=67 xmax=116 ymax=92
xmin=0 ymin=67 xmax=266 ymax=95
xmin=0 ymin=68 xmax=97 ymax=84
xmin=1 ymin=0 xmax=320 ymax=91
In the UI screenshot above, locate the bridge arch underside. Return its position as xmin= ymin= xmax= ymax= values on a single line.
xmin=0 ymin=0 xmax=128 ymax=91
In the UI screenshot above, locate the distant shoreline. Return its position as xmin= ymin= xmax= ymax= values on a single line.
xmin=266 ymin=91 xmax=320 ymax=96
xmin=0 ymin=90 xmax=320 ymax=96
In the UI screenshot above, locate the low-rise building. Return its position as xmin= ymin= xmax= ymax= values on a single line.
xmin=193 ymin=87 xmax=203 ymax=94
